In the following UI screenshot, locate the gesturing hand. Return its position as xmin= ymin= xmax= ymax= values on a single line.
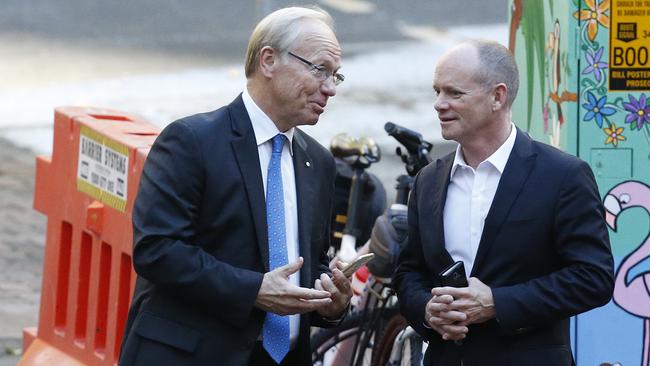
xmin=314 ymin=260 xmax=352 ymax=319
xmin=255 ymin=257 xmax=333 ymax=315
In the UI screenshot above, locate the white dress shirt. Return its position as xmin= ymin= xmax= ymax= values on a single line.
xmin=443 ymin=124 xmax=517 ymax=276
xmin=242 ymin=89 xmax=301 ymax=345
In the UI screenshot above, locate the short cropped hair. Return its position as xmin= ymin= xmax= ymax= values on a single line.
xmin=467 ymin=40 xmax=519 ymax=107
xmin=244 ymin=6 xmax=334 ymax=78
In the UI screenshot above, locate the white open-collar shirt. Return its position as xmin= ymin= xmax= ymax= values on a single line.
xmin=443 ymin=123 xmax=517 ymax=276
xmin=242 ymin=89 xmax=300 ymax=344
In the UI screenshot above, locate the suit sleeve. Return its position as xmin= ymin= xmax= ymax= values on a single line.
xmin=310 ymin=151 xmax=345 ymax=328
xmin=132 ymin=121 xmax=263 ymax=329
xmin=393 ymin=173 xmax=437 ymax=341
xmin=491 ymin=159 xmax=614 ymax=332
xmin=318 ymin=153 xmax=337 ymax=277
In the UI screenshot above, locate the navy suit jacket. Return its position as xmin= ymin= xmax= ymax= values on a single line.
xmin=394 ymin=128 xmax=614 ymax=366
xmin=119 ymin=95 xmax=336 ymax=366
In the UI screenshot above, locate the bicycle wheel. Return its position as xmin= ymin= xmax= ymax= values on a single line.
xmin=311 ymin=306 xmax=400 ymax=365
xmin=370 ymin=314 xmax=423 ymax=366
xmin=311 ymin=312 xmax=362 ymax=365
xmin=371 ymin=314 xmax=407 ymax=366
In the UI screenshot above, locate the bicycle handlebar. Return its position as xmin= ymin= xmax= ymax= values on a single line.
xmin=384 ymin=122 xmax=431 ymax=155
xmin=384 ymin=121 xmax=432 ymax=177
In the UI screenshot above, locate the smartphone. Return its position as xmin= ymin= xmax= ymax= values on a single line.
xmin=341 ymin=253 xmax=375 ymax=277
xmin=439 ymin=261 xmax=468 ymax=287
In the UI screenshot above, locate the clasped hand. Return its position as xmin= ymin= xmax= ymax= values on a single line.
xmin=255 ymin=257 xmax=352 ymax=319
xmin=424 ymin=277 xmax=496 ymax=341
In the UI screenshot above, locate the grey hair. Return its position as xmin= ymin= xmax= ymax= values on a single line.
xmin=467 ymin=39 xmax=519 ymax=107
xmin=244 ymin=6 xmax=334 ymax=78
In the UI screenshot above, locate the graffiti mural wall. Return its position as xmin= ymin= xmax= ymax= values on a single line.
xmin=510 ymin=0 xmax=650 ymax=365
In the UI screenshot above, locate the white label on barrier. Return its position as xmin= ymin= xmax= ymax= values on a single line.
xmin=77 ymin=126 xmax=129 ymax=212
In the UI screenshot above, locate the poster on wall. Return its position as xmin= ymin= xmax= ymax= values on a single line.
xmin=609 ymin=0 xmax=650 ymax=90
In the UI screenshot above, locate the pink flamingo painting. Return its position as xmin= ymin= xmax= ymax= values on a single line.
xmin=604 ymin=180 xmax=650 ymax=366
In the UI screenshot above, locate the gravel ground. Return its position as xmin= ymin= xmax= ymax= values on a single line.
xmin=0 ymin=137 xmax=44 ymax=365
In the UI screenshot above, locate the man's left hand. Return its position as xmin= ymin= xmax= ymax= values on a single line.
xmin=431 ymin=277 xmax=496 ymax=327
xmin=314 ymin=261 xmax=352 ymax=319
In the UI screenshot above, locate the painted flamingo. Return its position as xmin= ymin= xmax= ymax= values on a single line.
xmin=604 ymin=180 xmax=650 ymax=366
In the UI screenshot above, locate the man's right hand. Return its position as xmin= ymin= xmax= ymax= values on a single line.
xmin=255 ymin=257 xmax=333 ymax=315
xmin=425 ymin=291 xmax=468 ymax=341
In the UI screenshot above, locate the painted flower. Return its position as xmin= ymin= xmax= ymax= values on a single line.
xmin=623 ymin=94 xmax=650 ymax=129
xmin=603 ymin=123 xmax=625 ymax=146
xmin=582 ymin=47 xmax=608 ymax=82
xmin=573 ymin=0 xmax=610 ymax=41
xmin=583 ymin=91 xmax=616 ymax=128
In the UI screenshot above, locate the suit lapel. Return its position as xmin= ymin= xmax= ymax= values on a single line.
xmin=470 ymin=129 xmax=537 ymax=276
xmin=424 ymin=155 xmax=455 ymax=268
xmin=292 ymin=130 xmax=315 ymax=287
xmin=229 ymin=95 xmax=269 ymax=271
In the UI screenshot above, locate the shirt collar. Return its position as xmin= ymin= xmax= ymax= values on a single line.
xmin=450 ymin=144 xmax=468 ymax=178
xmin=450 ymin=123 xmax=517 ymax=176
xmin=242 ymin=88 xmax=294 ymax=155
xmin=486 ymin=123 xmax=517 ymax=174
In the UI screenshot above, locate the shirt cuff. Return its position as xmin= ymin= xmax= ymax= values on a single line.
xmin=321 ymin=301 xmax=351 ymax=325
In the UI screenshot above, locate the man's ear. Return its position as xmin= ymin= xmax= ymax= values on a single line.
xmin=259 ymin=46 xmax=277 ymax=78
xmin=492 ymin=83 xmax=508 ymax=111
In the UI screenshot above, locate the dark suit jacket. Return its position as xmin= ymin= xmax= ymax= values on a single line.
xmin=394 ymin=128 xmax=614 ymax=366
xmin=119 ymin=95 xmax=336 ymax=366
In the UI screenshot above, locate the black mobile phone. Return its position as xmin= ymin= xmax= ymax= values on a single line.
xmin=439 ymin=261 xmax=468 ymax=287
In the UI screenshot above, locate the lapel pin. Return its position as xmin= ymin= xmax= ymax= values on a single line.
xmin=305 ymin=161 xmax=311 ymax=167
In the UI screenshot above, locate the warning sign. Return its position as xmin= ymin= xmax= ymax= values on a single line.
xmin=610 ymin=0 xmax=650 ymax=90
xmin=77 ymin=125 xmax=129 ymax=212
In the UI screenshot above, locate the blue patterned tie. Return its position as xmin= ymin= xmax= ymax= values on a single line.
xmin=262 ymin=134 xmax=290 ymax=364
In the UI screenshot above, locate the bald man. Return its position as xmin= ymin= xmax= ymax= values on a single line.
xmin=394 ymin=40 xmax=614 ymax=366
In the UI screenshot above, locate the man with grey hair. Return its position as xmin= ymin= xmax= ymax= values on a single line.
xmin=119 ymin=6 xmax=351 ymax=366
xmin=394 ymin=40 xmax=614 ymax=365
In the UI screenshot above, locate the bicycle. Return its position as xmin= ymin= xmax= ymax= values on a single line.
xmin=329 ymin=133 xmax=385 ymax=263
xmin=375 ymin=318 xmax=424 ymax=366
xmin=366 ymin=122 xmax=432 ymax=366
xmin=315 ymin=132 xmax=386 ymax=366
xmin=312 ymin=122 xmax=432 ymax=366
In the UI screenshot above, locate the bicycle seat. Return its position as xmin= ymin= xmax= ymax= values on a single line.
xmin=330 ymin=133 xmax=381 ymax=163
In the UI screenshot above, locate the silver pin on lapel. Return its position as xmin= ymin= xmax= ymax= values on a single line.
xmin=305 ymin=161 xmax=311 ymax=167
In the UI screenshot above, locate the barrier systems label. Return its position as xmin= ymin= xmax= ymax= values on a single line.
xmin=77 ymin=125 xmax=129 ymax=212
xmin=609 ymin=0 xmax=650 ymax=90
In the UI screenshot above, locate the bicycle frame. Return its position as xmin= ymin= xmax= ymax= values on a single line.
xmin=313 ymin=122 xmax=432 ymax=366
xmin=329 ymin=133 xmax=381 ymax=264
xmin=388 ymin=325 xmax=427 ymax=366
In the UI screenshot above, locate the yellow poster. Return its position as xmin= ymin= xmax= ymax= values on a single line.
xmin=77 ymin=125 xmax=129 ymax=212
xmin=609 ymin=0 xmax=650 ymax=90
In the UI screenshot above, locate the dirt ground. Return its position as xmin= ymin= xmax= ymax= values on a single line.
xmin=0 ymin=137 xmax=44 ymax=365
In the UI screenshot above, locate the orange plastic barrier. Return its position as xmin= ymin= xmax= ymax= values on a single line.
xmin=19 ymin=107 xmax=160 ymax=366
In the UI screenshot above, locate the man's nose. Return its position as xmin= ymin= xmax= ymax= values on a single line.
xmin=434 ymin=96 xmax=444 ymax=111
xmin=321 ymin=77 xmax=336 ymax=97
